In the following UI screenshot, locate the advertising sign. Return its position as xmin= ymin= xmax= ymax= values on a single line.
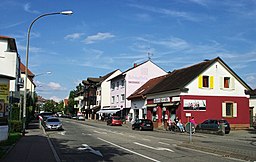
xmin=0 ymin=84 xmax=9 ymax=103
xmin=183 ymin=99 xmax=206 ymax=110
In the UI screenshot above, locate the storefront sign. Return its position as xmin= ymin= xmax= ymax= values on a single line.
xmin=183 ymin=99 xmax=206 ymax=110
xmin=154 ymin=97 xmax=170 ymax=103
xmin=0 ymin=84 xmax=9 ymax=103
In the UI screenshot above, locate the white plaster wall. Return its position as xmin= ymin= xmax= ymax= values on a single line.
xmin=20 ymin=73 xmax=34 ymax=93
xmin=250 ymin=98 xmax=256 ymax=117
xmin=101 ymin=70 xmax=122 ymax=108
xmin=181 ymin=61 xmax=250 ymax=98
xmin=130 ymin=99 xmax=146 ymax=119
xmin=0 ymin=52 xmax=17 ymax=78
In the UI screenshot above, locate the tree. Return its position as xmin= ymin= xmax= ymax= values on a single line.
xmin=67 ymin=90 xmax=76 ymax=115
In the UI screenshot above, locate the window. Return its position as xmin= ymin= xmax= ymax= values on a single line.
xmin=222 ymin=102 xmax=237 ymax=117
xmin=203 ymin=76 xmax=209 ymax=87
xmin=121 ymin=94 xmax=125 ymax=101
xmin=111 ymin=96 xmax=115 ymax=104
xmin=220 ymin=77 xmax=234 ymax=89
xmin=224 ymin=77 xmax=230 ymax=88
xmin=111 ymin=83 xmax=115 ymax=90
xmin=198 ymin=75 xmax=214 ymax=89
xmin=116 ymin=82 xmax=119 ymax=90
xmin=116 ymin=95 xmax=119 ymax=103
xmin=121 ymin=80 xmax=124 ymax=87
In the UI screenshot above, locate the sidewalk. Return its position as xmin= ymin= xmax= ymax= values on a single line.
xmin=0 ymin=120 xmax=57 ymax=162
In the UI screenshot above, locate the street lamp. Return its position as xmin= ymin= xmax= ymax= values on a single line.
xmin=23 ymin=11 xmax=73 ymax=135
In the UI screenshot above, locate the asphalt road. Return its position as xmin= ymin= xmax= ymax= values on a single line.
xmin=46 ymin=118 xmax=256 ymax=162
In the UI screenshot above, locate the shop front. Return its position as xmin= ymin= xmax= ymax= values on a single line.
xmin=146 ymin=97 xmax=180 ymax=129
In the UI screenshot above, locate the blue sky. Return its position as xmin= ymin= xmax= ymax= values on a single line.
xmin=1 ymin=0 xmax=256 ymax=102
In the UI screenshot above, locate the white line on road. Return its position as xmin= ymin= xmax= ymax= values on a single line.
xmin=158 ymin=142 xmax=170 ymax=146
xmin=98 ymin=137 xmax=161 ymax=162
xmin=93 ymin=130 xmax=107 ymax=134
xmin=134 ymin=142 xmax=174 ymax=152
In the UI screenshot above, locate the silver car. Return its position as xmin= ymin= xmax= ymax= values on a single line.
xmin=44 ymin=117 xmax=63 ymax=131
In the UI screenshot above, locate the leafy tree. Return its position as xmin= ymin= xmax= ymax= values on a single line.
xmin=67 ymin=90 xmax=75 ymax=115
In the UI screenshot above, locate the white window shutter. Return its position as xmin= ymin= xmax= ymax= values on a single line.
xmin=222 ymin=102 xmax=226 ymax=117
xmin=220 ymin=77 xmax=224 ymax=89
xmin=230 ymin=77 xmax=235 ymax=90
xmin=233 ymin=103 xmax=237 ymax=117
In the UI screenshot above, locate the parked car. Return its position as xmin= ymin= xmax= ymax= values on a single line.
xmin=37 ymin=112 xmax=54 ymax=120
xmin=107 ymin=116 xmax=122 ymax=126
xmin=77 ymin=115 xmax=85 ymax=120
xmin=43 ymin=117 xmax=63 ymax=131
xmin=132 ymin=119 xmax=153 ymax=131
xmin=253 ymin=121 xmax=256 ymax=129
xmin=196 ymin=119 xmax=230 ymax=134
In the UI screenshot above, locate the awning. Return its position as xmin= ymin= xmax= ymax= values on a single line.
xmin=163 ymin=102 xmax=180 ymax=106
xmin=96 ymin=109 xmax=120 ymax=114
xmin=146 ymin=104 xmax=157 ymax=107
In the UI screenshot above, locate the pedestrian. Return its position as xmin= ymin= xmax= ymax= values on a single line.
xmin=174 ymin=116 xmax=179 ymax=124
xmin=189 ymin=117 xmax=196 ymax=125
xmin=177 ymin=119 xmax=185 ymax=132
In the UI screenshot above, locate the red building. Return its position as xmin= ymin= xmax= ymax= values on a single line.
xmin=129 ymin=57 xmax=252 ymax=129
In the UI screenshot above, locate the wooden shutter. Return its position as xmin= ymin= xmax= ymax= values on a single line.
xmin=233 ymin=103 xmax=237 ymax=117
xmin=198 ymin=75 xmax=203 ymax=88
xmin=210 ymin=76 xmax=214 ymax=89
xmin=219 ymin=77 xmax=224 ymax=89
xmin=222 ymin=102 xmax=226 ymax=117
xmin=230 ymin=77 xmax=235 ymax=90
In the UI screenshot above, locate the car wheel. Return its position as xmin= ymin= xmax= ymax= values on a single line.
xmin=139 ymin=126 xmax=143 ymax=131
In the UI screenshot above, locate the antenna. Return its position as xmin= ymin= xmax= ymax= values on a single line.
xmin=147 ymin=51 xmax=153 ymax=60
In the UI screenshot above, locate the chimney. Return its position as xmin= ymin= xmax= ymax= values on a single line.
xmin=134 ymin=63 xmax=137 ymax=67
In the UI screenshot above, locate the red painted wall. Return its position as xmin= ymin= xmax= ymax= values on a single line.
xmin=177 ymin=95 xmax=250 ymax=126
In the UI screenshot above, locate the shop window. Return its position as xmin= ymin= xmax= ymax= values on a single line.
xmin=222 ymin=102 xmax=237 ymax=117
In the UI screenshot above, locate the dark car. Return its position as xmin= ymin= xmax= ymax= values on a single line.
xmin=196 ymin=119 xmax=230 ymax=134
xmin=253 ymin=121 xmax=256 ymax=129
xmin=132 ymin=119 xmax=153 ymax=131
xmin=107 ymin=116 xmax=122 ymax=126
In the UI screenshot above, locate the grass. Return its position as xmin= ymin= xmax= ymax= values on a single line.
xmin=0 ymin=132 xmax=22 ymax=159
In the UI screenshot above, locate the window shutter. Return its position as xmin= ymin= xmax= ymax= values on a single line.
xmin=233 ymin=103 xmax=237 ymax=117
xmin=230 ymin=77 xmax=235 ymax=90
xmin=210 ymin=76 xmax=214 ymax=89
xmin=219 ymin=77 xmax=224 ymax=89
xmin=198 ymin=75 xmax=203 ymax=88
xmin=222 ymin=103 xmax=226 ymax=117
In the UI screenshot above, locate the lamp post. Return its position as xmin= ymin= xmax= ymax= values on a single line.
xmin=23 ymin=11 xmax=73 ymax=136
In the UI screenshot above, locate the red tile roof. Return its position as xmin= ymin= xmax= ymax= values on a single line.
xmin=20 ymin=62 xmax=34 ymax=77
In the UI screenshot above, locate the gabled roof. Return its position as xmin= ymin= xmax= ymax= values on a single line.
xmin=127 ymin=74 xmax=168 ymax=100
xmin=146 ymin=57 xmax=252 ymax=95
xmin=82 ymin=69 xmax=120 ymax=85
xmin=20 ymin=62 xmax=34 ymax=77
xmin=110 ymin=60 xmax=165 ymax=81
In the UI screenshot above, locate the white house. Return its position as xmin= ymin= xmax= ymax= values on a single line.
xmin=109 ymin=60 xmax=167 ymax=121
xmin=0 ymin=36 xmax=20 ymax=141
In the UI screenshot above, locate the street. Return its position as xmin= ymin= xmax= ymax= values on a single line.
xmin=46 ymin=118 xmax=256 ymax=162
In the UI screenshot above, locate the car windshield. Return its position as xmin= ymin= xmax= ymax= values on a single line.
xmin=141 ymin=120 xmax=152 ymax=123
xmin=113 ymin=117 xmax=121 ymax=120
xmin=47 ymin=118 xmax=60 ymax=122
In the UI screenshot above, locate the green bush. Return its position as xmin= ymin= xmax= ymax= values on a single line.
xmin=9 ymin=120 xmax=22 ymax=133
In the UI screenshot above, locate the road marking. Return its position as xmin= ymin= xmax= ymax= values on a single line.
xmin=78 ymin=144 xmax=103 ymax=157
xmin=142 ymin=138 xmax=151 ymax=141
xmin=93 ymin=130 xmax=107 ymax=134
xmin=47 ymin=137 xmax=61 ymax=162
xmin=158 ymin=142 xmax=170 ymax=146
xmin=134 ymin=142 xmax=174 ymax=152
xmin=58 ymin=131 xmax=66 ymax=136
xmin=82 ymin=133 xmax=92 ymax=136
xmin=98 ymin=137 xmax=161 ymax=162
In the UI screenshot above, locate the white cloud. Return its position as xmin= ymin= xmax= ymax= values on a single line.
xmin=23 ymin=3 xmax=40 ymax=14
xmin=84 ymin=32 xmax=115 ymax=44
xmin=64 ymin=33 xmax=84 ymax=40
xmin=50 ymin=96 xmax=62 ymax=102
xmin=47 ymin=82 xmax=63 ymax=90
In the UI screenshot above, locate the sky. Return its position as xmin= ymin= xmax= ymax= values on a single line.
xmin=1 ymin=0 xmax=256 ymax=102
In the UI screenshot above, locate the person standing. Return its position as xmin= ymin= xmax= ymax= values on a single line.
xmin=189 ymin=117 xmax=196 ymax=125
